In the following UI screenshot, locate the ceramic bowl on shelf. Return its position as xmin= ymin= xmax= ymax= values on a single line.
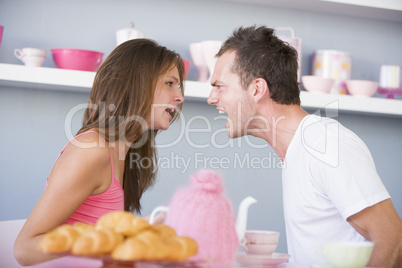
xmin=302 ymin=75 xmax=335 ymax=94
xmin=0 ymin=25 xmax=4 ymax=47
xmin=346 ymin=80 xmax=379 ymax=97
xmin=51 ymin=48 xmax=104 ymax=72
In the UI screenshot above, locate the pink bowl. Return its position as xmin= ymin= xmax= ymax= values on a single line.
xmin=302 ymin=75 xmax=335 ymax=94
xmin=346 ymin=80 xmax=379 ymax=97
xmin=51 ymin=48 xmax=104 ymax=71
xmin=0 ymin=26 xmax=4 ymax=47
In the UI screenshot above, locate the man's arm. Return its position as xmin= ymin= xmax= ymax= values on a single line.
xmin=347 ymin=199 xmax=402 ymax=268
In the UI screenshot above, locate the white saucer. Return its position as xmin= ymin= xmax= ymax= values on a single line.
xmin=236 ymin=252 xmax=291 ymax=267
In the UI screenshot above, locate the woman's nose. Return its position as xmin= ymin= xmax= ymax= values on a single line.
xmin=175 ymin=90 xmax=184 ymax=103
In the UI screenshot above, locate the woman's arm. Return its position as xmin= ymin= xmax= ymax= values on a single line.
xmin=14 ymin=134 xmax=111 ymax=266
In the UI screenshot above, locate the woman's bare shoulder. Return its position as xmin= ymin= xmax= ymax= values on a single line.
xmin=48 ymin=132 xmax=112 ymax=190
xmin=68 ymin=131 xmax=108 ymax=149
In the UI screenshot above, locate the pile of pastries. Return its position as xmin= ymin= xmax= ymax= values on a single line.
xmin=38 ymin=211 xmax=198 ymax=262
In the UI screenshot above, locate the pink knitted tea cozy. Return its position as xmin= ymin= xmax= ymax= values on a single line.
xmin=165 ymin=169 xmax=239 ymax=263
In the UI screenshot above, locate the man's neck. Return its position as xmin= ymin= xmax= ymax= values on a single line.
xmin=248 ymin=103 xmax=308 ymax=161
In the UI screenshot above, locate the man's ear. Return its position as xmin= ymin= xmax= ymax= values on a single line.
xmin=250 ymin=78 xmax=269 ymax=103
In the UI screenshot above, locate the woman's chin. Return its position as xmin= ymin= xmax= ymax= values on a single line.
xmin=152 ymin=124 xmax=169 ymax=131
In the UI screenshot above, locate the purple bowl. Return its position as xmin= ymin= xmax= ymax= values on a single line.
xmin=51 ymin=48 xmax=104 ymax=71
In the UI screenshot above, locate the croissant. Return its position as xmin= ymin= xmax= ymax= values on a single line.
xmin=96 ymin=211 xmax=150 ymax=236
xmin=38 ymin=212 xmax=199 ymax=263
xmin=151 ymin=224 xmax=177 ymax=239
xmin=71 ymin=228 xmax=124 ymax=256
xmin=111 ymin=230 xmax=168 ymax=261
xmin=38 ymin=224 xmax=81 ymax=253
xmin=163 ymin=236 xmax=198 ymax=262
xmin=73 ymin=221 xmax=95 ymax=234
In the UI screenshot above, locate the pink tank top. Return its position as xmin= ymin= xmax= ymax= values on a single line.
xmin=46 ymin=131 xmax=124 ymax=225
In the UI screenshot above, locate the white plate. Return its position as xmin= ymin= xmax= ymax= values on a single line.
xmin=236 ymin=252 xmax=290 ymax=267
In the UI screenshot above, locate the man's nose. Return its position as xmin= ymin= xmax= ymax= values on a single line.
xmin=207 ymin=88 xmax=218 ymax=105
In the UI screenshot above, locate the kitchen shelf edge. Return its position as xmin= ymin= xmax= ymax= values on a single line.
xmin=0 ymin=63 xmax=401 ymax=117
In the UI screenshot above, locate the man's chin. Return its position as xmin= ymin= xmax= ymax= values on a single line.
xmin=227 ymin=130 xmax=243 ymax=139
xmin=226 ymin=129 xmax=233 ymax=138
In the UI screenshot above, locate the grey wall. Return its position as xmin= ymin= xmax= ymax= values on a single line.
xmin=1 ymin=0 xmax=401 ymax=254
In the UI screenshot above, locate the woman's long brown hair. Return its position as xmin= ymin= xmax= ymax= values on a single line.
xmin=77 ymin=39 xmax=184 ymax=213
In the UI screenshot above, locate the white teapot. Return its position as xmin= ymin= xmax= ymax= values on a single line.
xmin=116 ymin=22 xmax=145 ymax=46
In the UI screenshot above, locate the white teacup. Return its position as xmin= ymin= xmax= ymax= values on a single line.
xmin=14 ymin=48 xmax=46 ymax=66
xmin=15 ymin=48 xmax=46 ymax=58
xmin=20 ymin=55 xmax=46 ymax=67
xmin=243 ymin=230 xmax=279 ymax=255
xmin=313 ymin=241 xmax=374 ymax=268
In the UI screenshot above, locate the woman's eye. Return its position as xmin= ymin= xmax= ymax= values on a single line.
xmin=166 ymin=81 xmax=173 ymax=86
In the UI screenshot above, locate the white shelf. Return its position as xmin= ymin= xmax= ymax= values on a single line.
xmin=185 ymin=80 xmax=402 ymax=117
xmin=1 ymin=63 xmax=401 ymax=117
xmin=299 ymin=91 xmax=402 ymax=116
xmin=0 ymin=63 xmax=94 ymax=93
xmin=216 ymin=0 xmax=402 ymax=22
xmin=319 ymin=0 xmax=402 ymax=11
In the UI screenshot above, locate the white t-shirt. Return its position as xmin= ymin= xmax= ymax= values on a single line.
xmin=282 ymin=114 xmax=390 ymax=264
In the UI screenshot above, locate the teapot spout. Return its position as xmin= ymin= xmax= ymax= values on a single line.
xmin=235 ymin=196 xmax=257 ymax=243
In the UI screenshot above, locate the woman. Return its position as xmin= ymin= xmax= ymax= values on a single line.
xmin=14 ymin=39 xmax=185 ymax=266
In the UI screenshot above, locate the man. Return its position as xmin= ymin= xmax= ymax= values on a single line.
xmin=207 ymin=25 xmax=402 ymax=267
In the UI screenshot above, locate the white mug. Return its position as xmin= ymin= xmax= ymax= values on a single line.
xmin=380 ymin=65 xmax=400 ymax=89
xmin=201 ymin=40 xmax=223 ymax=82
xmin=312 ymin=50 xmax=351 ymax=94
xmin=14 ymin=48 xmax=46 ymax=67
xmin=275 ymin=27 xmax=302 ymax=82
xmin=189 ymin=42 xmax=209 ymax=82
